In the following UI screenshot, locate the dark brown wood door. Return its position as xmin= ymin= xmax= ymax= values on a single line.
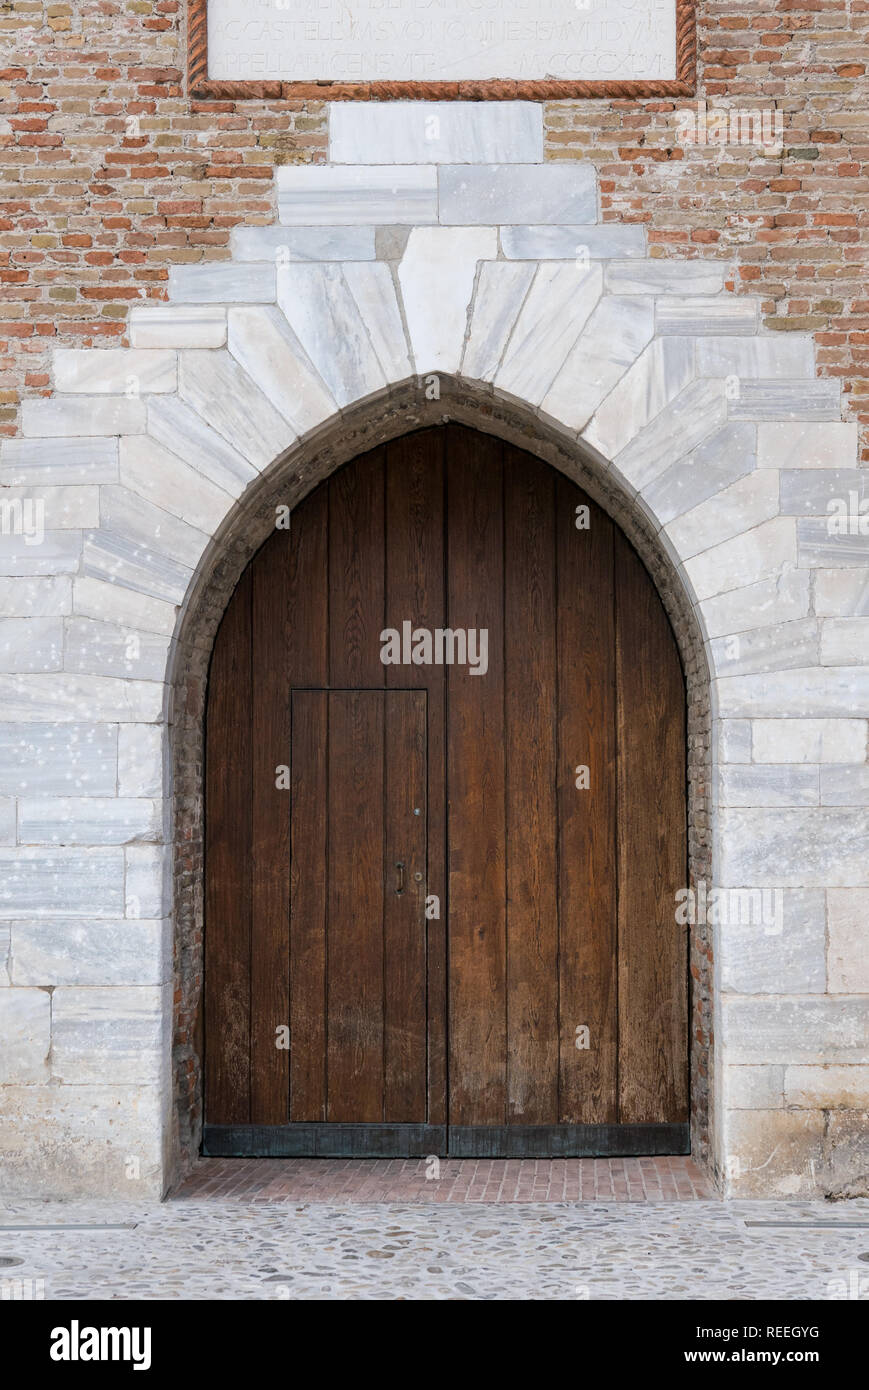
xmin=203 ymin=425 xmax=689 ymax=1158
xmin=290 ymin=688 xmax=428 ymax=1128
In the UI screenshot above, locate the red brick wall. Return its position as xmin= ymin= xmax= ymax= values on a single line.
xmin=0 ymin=0 xmax=327 ymax=436
xmin=546 ymin=1 xmax=869 ymax=458
xmin=2 ymin=0 xmax=867 ymax=454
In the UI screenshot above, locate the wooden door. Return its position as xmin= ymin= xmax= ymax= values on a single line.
xmin=289 ymin=688 xmax=429 ymax=1138
xmin=203 ymin=425 xmax=689 ymax=1158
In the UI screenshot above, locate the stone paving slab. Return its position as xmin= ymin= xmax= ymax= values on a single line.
xmin=1 ymin=1196 xmax=868 ymax=1300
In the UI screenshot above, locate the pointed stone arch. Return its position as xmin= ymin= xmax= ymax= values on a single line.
xmin=165 ymin=380 xmax=717 ymax=1187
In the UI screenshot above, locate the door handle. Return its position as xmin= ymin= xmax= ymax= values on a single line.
xmin=395 ymin=861 xmax=405 ymax=895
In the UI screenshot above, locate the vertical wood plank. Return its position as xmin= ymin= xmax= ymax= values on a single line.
xmin=288 ymin=482 xmax=329 ymax=687
xmin=249 ymin=533 xmax=291 ymax=1123
xmin=383 ymin=690 xmax=428 ymax=1120
xmin=384 ymin=428 xmax=447 ymax=1124
xmin=287 ymin=484 xmax=330 ymax=1121
xmin=329 ymin=447 xmax=385 ymax=688
xmin=615 ymin=531 xmax=689 ymax=1124
xmin=445 ymin=424 xmax=506 ymax=1127
xmin=504 ymin=447 xmax=559 ymax=1125
xmin=204 ymin=566 xmax=252 ymax=1124
xmin=556 ymin=478 xmax=618 ymax=1124
xmin=287 ymin=483 xmax=332 ymax=1123
xmin=289 ymin=688 xmax=328 ymax=1121
xmin=327 ymin=690 xmax=385 ymax=1121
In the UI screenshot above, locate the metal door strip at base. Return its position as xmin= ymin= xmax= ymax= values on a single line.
xmin=202 ymin=1123 xmax=690 ymax=1158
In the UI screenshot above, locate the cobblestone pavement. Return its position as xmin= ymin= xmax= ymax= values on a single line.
xmin=1 ymin=1183 xmax=868 ymax=1301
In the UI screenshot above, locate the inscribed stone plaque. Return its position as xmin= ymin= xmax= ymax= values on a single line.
xmin=202 ymin=0 xmax=682 ymax=89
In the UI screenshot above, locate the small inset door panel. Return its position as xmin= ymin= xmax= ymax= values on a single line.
xmin=290 ymin=688 xmax=428 ymax=1126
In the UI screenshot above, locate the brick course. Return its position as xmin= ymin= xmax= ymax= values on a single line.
xmin=172 ymin=1156 xmax=717 ymax=1202
xmin=1 ymin=2 xmax=867 ymax=450
xmin=0 ymin=0 xmax=327 ymax=435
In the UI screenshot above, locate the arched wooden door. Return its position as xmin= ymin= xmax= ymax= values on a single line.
xmin=203 ymin=425 xmax=689 ymax=1157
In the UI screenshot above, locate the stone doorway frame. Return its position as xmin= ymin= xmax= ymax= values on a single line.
xmin=167 ymin=381 xmax=715 ymax=1191
xmin=4 ymin=127 xmax=864 ymax=1201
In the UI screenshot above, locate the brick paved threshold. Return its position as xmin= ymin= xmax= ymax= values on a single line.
xmin=171 ymin=1156 xmax=717 ymax=1202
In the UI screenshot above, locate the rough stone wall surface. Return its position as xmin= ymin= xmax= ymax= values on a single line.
xmin=1 ymin=2 xmax=868 ymax=449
